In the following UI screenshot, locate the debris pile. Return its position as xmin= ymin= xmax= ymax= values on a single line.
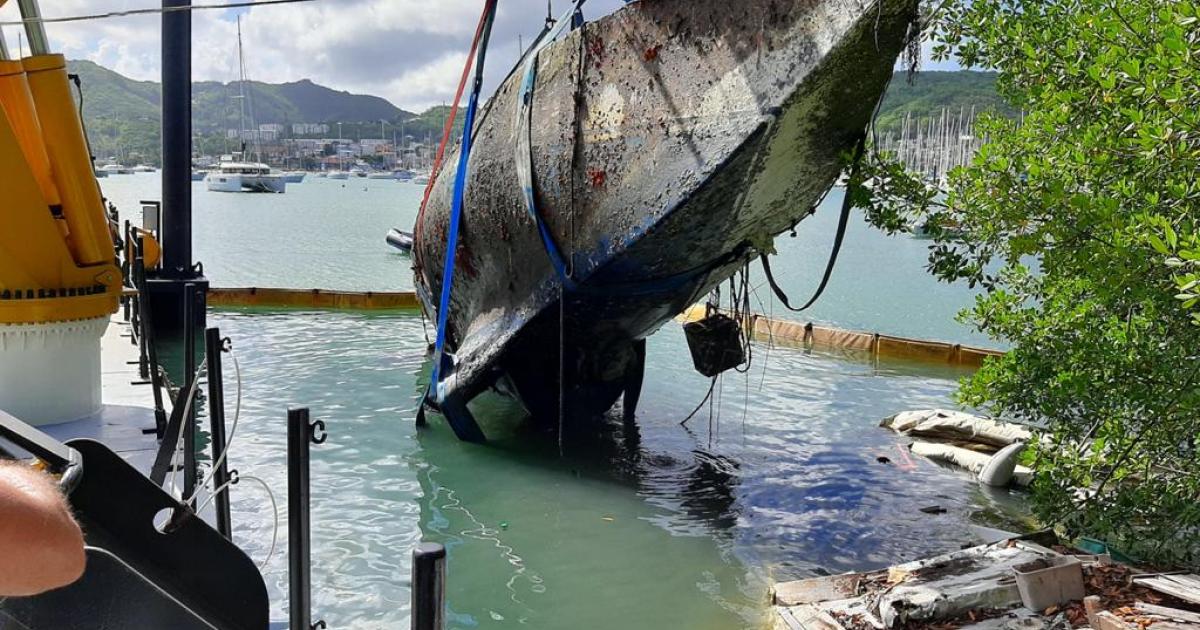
xmin=772 ymin=536 xmax=1200 ymax=630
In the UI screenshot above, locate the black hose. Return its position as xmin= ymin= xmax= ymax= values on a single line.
xmin=761 ymin=134 xmax=867 ymax=312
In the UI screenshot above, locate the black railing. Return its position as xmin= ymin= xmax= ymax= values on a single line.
xmin=204 ymin=327 xmax=234 ymax=539
xmin=288 ymin=408 xmax=326 ymax=630
xmin=411 ymin=543 xmax=447 ymax=630
xmin=182 ymin=282 xmax=199 ymax=498
xmin=131 ymin=233 xmax=168 ymax=437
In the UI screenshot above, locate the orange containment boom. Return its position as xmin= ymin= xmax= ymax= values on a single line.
xmin=0 ymin=55 xmax=121 ymax=325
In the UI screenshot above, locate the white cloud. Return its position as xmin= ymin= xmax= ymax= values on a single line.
xmin=0 ymin=0 xmax=627 ymax=111
xmin=1 ymin=0 xmax=956 ymax=112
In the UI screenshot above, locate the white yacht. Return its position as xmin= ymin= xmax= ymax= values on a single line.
xmin=282 ymin=171 xmax=307 ymax=184
xmin=328 ymin=171 xmax=350 ymax=180
xmin=206 ymin=161 xmax=286 ymax=193
xmin=98 ymin=163 xmax=133 ymax=175
xmin=205 ymin=21 xmax=285 ymax=193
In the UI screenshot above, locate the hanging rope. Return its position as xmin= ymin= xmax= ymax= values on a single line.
xmin=428 ymin=0 xmax=498 ymax=394
xmin=761 ymin=134 xmax=868 ymax=312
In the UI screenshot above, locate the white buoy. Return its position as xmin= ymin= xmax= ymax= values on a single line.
xmin=978 ymin=442 xmax=1027 ymax=488
xmin=0 ymin=316 xmax=108 ymax=425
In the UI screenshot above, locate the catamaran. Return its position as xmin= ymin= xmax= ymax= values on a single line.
xmin=206 ymin=17 xmax=286 ymax=194
xmin=206 ymin=158 xmax=286 ymax=193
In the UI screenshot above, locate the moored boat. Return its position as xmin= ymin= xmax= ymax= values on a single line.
xmin=413 ymin=0 xmax=919 ymax=440
xmin=206 ymin=161 xmax=286 ymax=193
xmin=386 ymin=228 xmax=414 ymax=253
xmin=98 ymin=163 xmax=133 ymax=175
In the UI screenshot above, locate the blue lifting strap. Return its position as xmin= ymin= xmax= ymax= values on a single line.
xmin=515 ymin=0 xmax=589 ymax=292
xmin=430 ymin=0 xmax=498 ymax=398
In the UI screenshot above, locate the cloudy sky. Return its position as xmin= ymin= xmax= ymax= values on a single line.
xmin=0 ymin=0 xmax=951 ymax=113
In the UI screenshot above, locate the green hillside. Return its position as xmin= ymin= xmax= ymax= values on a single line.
xmin=63 ymin=61 xmax=1011 ymax=165
xmin=189 ymin=78 xmax=410 ymax=134
xmin=874 ymin=70 xmax=1016 ymax=132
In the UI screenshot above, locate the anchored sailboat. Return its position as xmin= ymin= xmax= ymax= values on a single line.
xmin=206 ymin=16 xmax=285 ymax=194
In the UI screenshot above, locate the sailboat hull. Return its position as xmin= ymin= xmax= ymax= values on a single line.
xmin=415 ymin=0 xmax=919 ymax=428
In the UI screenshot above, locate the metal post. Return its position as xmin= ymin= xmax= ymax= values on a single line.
xmin=182 ymin=283 xmax=198 ymax=499
xmin=204 ymin=327 xmax=233 ymax=540
xmin=135 ymin=238 xmax=167 ymax=436
xmin=411 ymin=543 xmax=446 ymax=630
xmin=161 ymin=0 xmax=193 ymax=278
xmin=289 ymin=408 xmax=325 ymax=630
xmin=15 ymin=0 xmax=50 ymax=56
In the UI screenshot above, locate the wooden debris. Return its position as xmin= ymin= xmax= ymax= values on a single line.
xmin=1133 ymin=602 xmax=1200 ymax=625
xmin=1133 ymin=575 xmax=1200 ymax=606
xmin=774 ymin=575 xmax=863 ymax=606
xmin=1093 ymin=611 xmax=1135 ymax=630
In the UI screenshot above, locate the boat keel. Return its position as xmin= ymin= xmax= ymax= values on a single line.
xmin=622 ymin=339 xmax=647 ymax=426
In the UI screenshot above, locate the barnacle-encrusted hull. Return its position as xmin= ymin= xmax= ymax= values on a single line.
xmin=414 ymin=0 xmax=918 ymax=437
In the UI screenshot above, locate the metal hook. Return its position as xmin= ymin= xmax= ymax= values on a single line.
xmin=312 ymin=622 xmax=327 ymax=630
xmin=221 ymin=337 xmax=233 ymax=352
xmin=228 ymin=469 xmax=240 ymax=485
xmin=309 ymin=420 xmax=327 ymax=445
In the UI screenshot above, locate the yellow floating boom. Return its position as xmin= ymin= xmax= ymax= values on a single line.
xmin=678 ymin=305 xmax=1001 ymax=368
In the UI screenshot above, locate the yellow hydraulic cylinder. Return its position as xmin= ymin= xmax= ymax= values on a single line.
xmin=0 ymin=59 xmax=62 ymax=211
xmin=22 ymin=53 xmax=113 ymax=267
xmin=0 ymin=105 xmax=121 ymax=324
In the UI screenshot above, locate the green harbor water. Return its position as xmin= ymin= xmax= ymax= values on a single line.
xmin=103 ymin=173 xmax=1025 ymax=628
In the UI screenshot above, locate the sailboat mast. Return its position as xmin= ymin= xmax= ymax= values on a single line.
xmin=236 ymin=17 xmax=247 ymax=157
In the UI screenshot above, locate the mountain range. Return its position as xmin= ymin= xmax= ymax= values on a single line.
xmin=65 ymin=59 xmax=1012 ymax=164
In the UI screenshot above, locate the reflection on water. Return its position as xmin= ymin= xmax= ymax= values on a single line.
xmin=101 ymin=165 xmax=1020 ymax=628
xmin=194 ymin=311 xmax=1030 ymax=629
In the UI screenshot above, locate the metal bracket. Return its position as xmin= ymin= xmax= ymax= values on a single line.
xmin=309 ymin=420 xmax=327 ymax=445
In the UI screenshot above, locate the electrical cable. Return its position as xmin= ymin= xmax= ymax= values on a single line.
xmin=0 ymin=0 xmax=324 ymax=27
xmin=186 ymin=353 xmax=242 ymax=507
xmin=167 ymin=362 xmax=207 ymax=496
xmin=208 ymin=474 xmax=278 ymax=571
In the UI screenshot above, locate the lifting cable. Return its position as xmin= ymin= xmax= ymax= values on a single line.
xmin=428 ymin=0 xmax=498 ymax=394
xmin=761 ymin=134 xmax=867 ymax=312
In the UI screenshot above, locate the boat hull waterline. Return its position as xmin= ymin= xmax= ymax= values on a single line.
xmin=414 ymin=0 xmax=919 ymax=439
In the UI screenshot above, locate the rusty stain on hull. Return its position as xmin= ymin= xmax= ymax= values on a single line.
xmin=415 ymin=0 xmax=919 ymax=424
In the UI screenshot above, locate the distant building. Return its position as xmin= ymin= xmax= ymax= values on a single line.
xmin=259 ymin=123 xmax=284 ymax=133
xmin=226 ymin=128 xmax=278 ymax=142
xmin=292 ymin=123 xmax=330 ymax=135
xmin=360 ymin=138 xmax=392 ymax=154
